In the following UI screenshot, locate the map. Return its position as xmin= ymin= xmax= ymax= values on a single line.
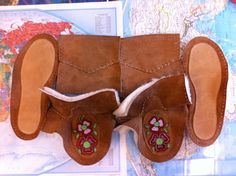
xmin=122 ymin=0 xmax=236 ymax=175
xmin=0 ymin=2 xmax=124 ymax=175
xmin=0 ymin=10 xmax=84 ymax=121
xmin=0 ymin=1 xmax=123 ymax=121
xmin=0 ymin=0 xmax=236 ymax=175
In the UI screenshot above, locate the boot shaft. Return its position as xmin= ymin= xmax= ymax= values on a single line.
xmin=56 ymin=34 xmax=183 ymax=100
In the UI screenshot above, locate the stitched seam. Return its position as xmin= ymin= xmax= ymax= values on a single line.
xmin=58 ymin=60 xmax=119 ymax=74
xmin=11 ymin=34 xmax=57 ymax=140
xmin=120 ymin=37 xmax=179 ymax=95
xmin=120 ymin=39 xmax=124 ymax=95
xmin=188 ymin=41 xmax=228 ymax=144
xmin=69 ymin=106 xmax=113 ymax=120
xmin=133 ymin=73 xmax=185 ymax=118
xmin=211 ymin=44 xmax=227 ymax=138
xmin=115 ymin=116 xmax=131 ymax=120
xmin=120 ymin=58 xmax=180 ymax=73
xmin=121 ymin=36 xmax=179 ymax=62
xmin=119 ymin=39 xmax=122 ymax=94
xmin=139 ymin=95 xmax=167 ymax=118
xmin=51 ymin=107 xmax=66 ymax=120
xmin=124 ymin=36 xmax=179 ymax=42
xmin=58 ymin=39 xmax=119 ymax=74
xmin=59 ymin=39 xmax=64 ymax=70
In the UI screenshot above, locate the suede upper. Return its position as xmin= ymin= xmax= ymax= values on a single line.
xmin=115 ymin=75 xmax=189 ymax=162
xmin=56 ymin=35 xmax=121 ymax=94
xmin=120 ymin=34 xmax=183 ymax=98
xmin=42 ymin=89 xmax=119 ymax=165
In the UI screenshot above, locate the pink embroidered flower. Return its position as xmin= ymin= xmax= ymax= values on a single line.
xmin=149 ymin=132 xmax=170 ymax=152
xmin=78 ymin=120 xmax=92 ymax=135
xmin=149 ymin=116 xmax=165 ymax=132
xmin=76 ymin=135 xmax=97 ymax=155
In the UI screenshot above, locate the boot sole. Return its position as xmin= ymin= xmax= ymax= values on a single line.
xmin=10 ymin=34 xmax=58 ymax=140
xmin=184 ymin=37 xmax=228 ymax=146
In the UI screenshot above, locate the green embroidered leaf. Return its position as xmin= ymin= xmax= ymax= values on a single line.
xmin=94 ymin=147 xmax=97 ymax=153
xmin=146 ymin=131 xmax=150 ymax=136
xmin=77 ymin=148 xmax=81 ymax=154
xmin=144 ymin=124 xmax=149 ymax=129
xmin=80 ymin=115 xmax=84 ymax=121
xmin=93 ymin=123 xmax=97 ymax=128
xmin=93 ymin=131 xmax=97 ymax=136
xmin=76 ymin=133 xmax=80 ymax=139
xmin=163 ymin=128 xmax=168 ymax=133
xmin=157 ymin=112 xmax=160 ymax=117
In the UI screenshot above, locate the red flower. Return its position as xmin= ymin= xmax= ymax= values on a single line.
xmin=149 ymin=132 xmax=170 ymax=152
xmin=76 ymin=135 xmax=97 ymax=155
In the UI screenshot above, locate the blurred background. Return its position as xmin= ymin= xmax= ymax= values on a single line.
xmin=0 ymin=0 xmax=107 ymax=5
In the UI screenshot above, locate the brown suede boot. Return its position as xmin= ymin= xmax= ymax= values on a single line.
xmin=10 ymin=34 xmax=121 ymax=165
xmin=114 ymin=34 xmax=190 ymax=162
xmin=44 ymin=34 xmax=188 ymax=163
xmin=11 ymin=34 xmax=188 ymax=164
xmin=40 ymin=35 xmax=122 ymax=165
xmin=114 ymin=75 xmax=189 ymax=162
xmin=41 ymin=87 xmax=120 ymax=165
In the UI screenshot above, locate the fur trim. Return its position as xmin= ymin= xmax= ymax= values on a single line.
xmin=113 ymin=78 xmax=159 ymax=117
xmin=40 ymin=87 xmax=120 ymax=105
xmin=113 ymin=74 xmax=188 ymax=117
xmin=184 ymin=74 xmax=192 ymax=104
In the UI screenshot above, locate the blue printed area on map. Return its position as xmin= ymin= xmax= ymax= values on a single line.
xmin=195 ymin=1 xmax=236 ymax=74
xmin=124 ymin=1 xmax=236 ymax=175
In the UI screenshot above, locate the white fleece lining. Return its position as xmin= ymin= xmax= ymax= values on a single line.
xmin=184 ymin=74 xmax=192 ymax=104
xmin=113 ymin=78 xmax=159 ymax=117
xmin=40 ymin=87 xmax=120 ymax=105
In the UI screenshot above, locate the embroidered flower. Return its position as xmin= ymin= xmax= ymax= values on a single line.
xmin=149 ymin=116 xmax=164 ymax=132
xmin=78 ymin=120 xmax=92 ymax=135
xmin=76 ymin=135 xmax=97 ymax=155
xmin=73 ymin=116 xmax=99 ymax=155
xmin=149 ymin=132 xmax=170 ymax=152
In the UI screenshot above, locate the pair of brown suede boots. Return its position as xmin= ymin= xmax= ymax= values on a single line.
xmin=10 ymin=34 xmax=228 ymax=165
